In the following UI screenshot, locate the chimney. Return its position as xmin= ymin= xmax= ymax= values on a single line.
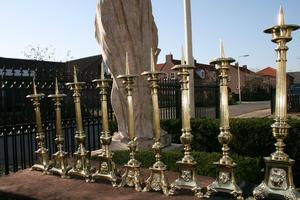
xmin=166 ymin=54 xmax=173 ymax=63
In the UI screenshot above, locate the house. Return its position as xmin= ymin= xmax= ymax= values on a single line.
xmin=156 ymin=54 xmax=263 ymax=96
xmin=156 ymin=54 xmax=216 ymax=84
xmin=257 ymin=67 xmax=294 ymax=89
xmin=227 ymin=63 xmax=257 ymax=94
xmin=288 ymin=72 xmax=300 ymax=84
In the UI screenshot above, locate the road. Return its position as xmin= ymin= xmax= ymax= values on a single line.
xmin=229 ymin=101 xmax=271 ymax=117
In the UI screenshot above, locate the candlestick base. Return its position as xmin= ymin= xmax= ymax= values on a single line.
xmin=91 ymin=153 xmax=118 ymax=187
xmin=119 ymin=139 xmax=143 ymax=191
xmin=49 ymin=151 xmax=70 ymax=178
xmin=168 ymin=161 xmax=203 ymax=198
xmin=31 ymin=147 xmax=50 ymax=173
xmin=143 ymin=162 xmax=169 ymax=195
xmin=253 ymin=157 xmax=299 ymax=200
xmin=67 ymin=150 xmax=91 ymax=182
xmin=204 ymin=163 xmax=243 ymax=200
xmin=119 ymin=161 xmax=143 ymax=192
xmin=143 ymin=142 xmax=169 ymax=195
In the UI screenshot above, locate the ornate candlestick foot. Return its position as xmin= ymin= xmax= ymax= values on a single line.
xmin=204 ymin=163 xmax=243 ymax=200
xmin=168 ymin=160 xmax=203 ymax=198
xmin=91 ymin=135 xmax=118 ymax=187
xmin=49 ymin=151 xmax=71 ymax=178
xmin=119 ymin=138 xmax=143 ymax=192
xmin=31 ymin=147 xmax=50 ymax=173
xmin=253 ymin=157 xmax=299 ymax=200
xmin=67 ymin=150 xmax=91 ymax=182
xmin=143 ymin=142 xmax=169 ymax=195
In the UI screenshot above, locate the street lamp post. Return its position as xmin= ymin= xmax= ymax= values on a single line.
xmin=237 ymin=54 xmax=249 ymax=104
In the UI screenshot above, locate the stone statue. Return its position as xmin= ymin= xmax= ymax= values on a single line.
xmin=95 ymin=0 xmax=170 ymax=149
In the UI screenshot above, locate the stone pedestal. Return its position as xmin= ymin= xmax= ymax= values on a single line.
xmin=109 ymin=131 xmax=172 ymax=151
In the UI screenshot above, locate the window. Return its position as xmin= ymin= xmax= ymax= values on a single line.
xmin=170 ymin=72 xmax=176 ymax=79
xmin=163 ymin=73 xmax=168 ymax=80
xmin=196 ymin=69 xmax=205 ymax=79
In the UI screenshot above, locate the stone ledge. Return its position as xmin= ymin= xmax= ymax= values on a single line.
xmin=0 ymin=168 xmax=213 ymax=200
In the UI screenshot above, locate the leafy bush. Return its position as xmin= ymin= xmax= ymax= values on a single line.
xmin=160 ymin=118 xmax=300 ymax=186
xmin=113 ymin=150 xmax=261 ymax=184
xmin=110 ymin=118 xmax=300 ymax=185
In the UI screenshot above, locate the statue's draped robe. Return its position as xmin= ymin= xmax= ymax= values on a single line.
xmin=95 ymin=0 xmax=158 ymax=140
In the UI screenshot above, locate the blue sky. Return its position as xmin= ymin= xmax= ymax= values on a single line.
xmin=0 ymin=0 xmax=299 ymax=72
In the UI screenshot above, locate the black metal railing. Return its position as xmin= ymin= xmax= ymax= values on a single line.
xmin=270 ymin=88 xmax=300 ymax=113
xmin=288 ymin=94 xmax=300 ymax=113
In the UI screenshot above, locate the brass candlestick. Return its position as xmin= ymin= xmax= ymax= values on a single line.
xmin=66 ymin=66 xmax=91 ymax=182
xmin=26 ymin=79 xmax=50 ymax=173
xmin=48 ymin=78 xmax=70 ymax=178
xmin=91 ymin=62 xmax=117 ymax=186
xmin=141 ymin=49 xmax=169 ymax=195
xmin=117 ymin=52 xmax=143 ymax=192
xmin=253 ymin=7 xmax=300 ymax=200
xmin=168 ymin=49 xmax=203 ymax=198
xmin=204 ymin=41 xmax=243 ymax=200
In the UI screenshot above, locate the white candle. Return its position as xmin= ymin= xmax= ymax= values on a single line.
xmin=278 ymin=6 xmax=285 ymax=26
xmin=101 ymin=61 xmax=105 ymax=79
xmin=125 ymin=52 xmax=130 ymax=75
xmin=220 ymin=39 xmax=225 ymax=58
xmin=73 ymin=66 xmax=78 ymax=83
xmin=181 ymin=46 xmax=185 ymax=65
xmin=33 ymin=78 xmax=37 ymax=95
xmin=150 ymin=48 xmax=155 ymax=72
xmin=55 ymin=77 xmax=59 ymax=95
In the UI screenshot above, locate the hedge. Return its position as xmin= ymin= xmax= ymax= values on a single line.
xmin=113 ymin=150 xmax=261 ymax=184
xmin=161 ymin=118 xmax=300 ymax=186
xmin=109 ymin=118 xmax=300 ymax=186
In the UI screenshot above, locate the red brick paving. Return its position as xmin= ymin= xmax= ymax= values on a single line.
xmin=0 ymin=169 xmax=214 ymax=200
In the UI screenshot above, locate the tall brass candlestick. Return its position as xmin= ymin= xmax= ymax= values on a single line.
xmin=26 ymin=79 xmax=50 ymax=173
xmin=66 ymin=66 xmax=91 ymax=182
xmin=204 ymin=41 xmax=243 ymax=200
xmin=117 ymin=52 xmax=143 ymax=192
xmin=141 ymin=49 xmax=169 ymax=195
xmin=253 ymin=7 xmax=300 ymax=199
xmin=48 ymin=78 xmax=69 ymax=178
xmin=168 ymin=49 xmax=203 ymax=198
xmin=91 ymin=62 xmax=117 ymax=186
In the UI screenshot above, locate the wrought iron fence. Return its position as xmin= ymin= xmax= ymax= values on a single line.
xmin=288 ymin=94 xmax=300 ymax=113
xmin=0 ymin=62 xmax=218 ymax=175
xmin=270 ymin=88 xmax=300 ymax=113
